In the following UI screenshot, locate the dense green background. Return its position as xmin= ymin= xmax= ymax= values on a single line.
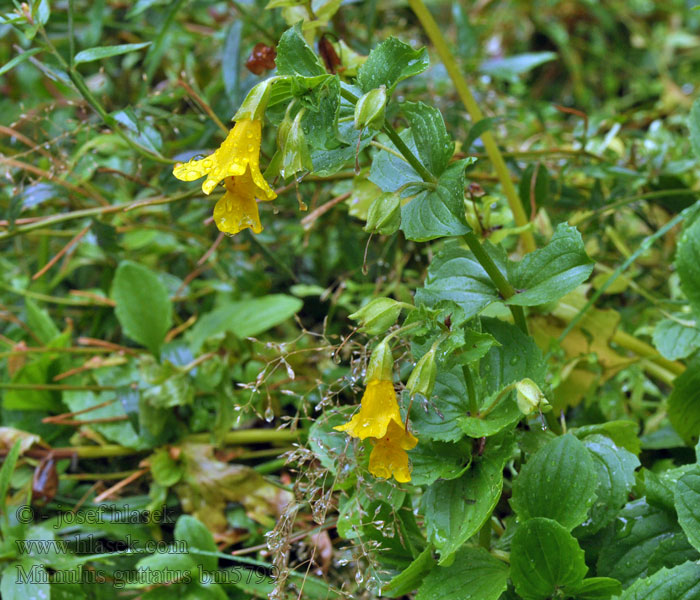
xmin=2 ymin=1 xmax=700 ymax=598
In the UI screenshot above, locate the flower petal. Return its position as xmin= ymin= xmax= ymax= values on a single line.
xmin=249 ymin=162 xmax=277 ymax=201
xmin=369 ymin=421 xmax=414 ymax=482
xmin=213 ymin=177 xmax=263 ymax=235
xmin=173 ymin=120 xmax=268 ymax=195
xmin=333 ymin=379 xmax=403 ymax=440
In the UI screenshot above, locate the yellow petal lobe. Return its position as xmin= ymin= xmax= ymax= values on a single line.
xmin=333 ymin=379 xmax=403 ymax=440
xmin=369 ymin=420 xmax=417 ymax=483
xmin=172 ymin=120 xmax=265 ymax=196
xmin=213 ymin=175 xmax=263 ymax=235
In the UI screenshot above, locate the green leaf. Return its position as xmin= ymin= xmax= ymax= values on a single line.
xmin=689 ymin=98 xmax=700 ymax=160
xmin=638 ymin=467 xmax=681 ymax=513
xmin=479 ymin=318 xmax=547 ymax=395
xmin=675 ymin=467 xmax=700 ymax=553
xmin=1 ymin=561 xmax=51 ymax=600
xmin=507 ymin=223 xmax=594 ymax=306
xmin=676 ymin=216 xmax=700 ymax=314
xmin=63 ymin=390 xmax=143 ymax=449
xmin=460 ymin=318 xmax=546 ymax=437
xmin=465 ymin=117 xmax=497 ymax=151
xmin=510 ymin=518 xmax=588 ymax=600
xmin=400 ymin=159 xmax=472 ymax=241
xmin=275 ymin=24 xmax=326 ymax=77
xmin=188 ymin=295 xmax=303 ymax=352
xmin=0 ymin=48 xmax=42 ymax=77
xmin=0 ymin=440 xmax=22 ymax=512
xmin=409 ymin=367 xmax=469 ymax=442
xmin=308 ymin=407 xmax=356 ymax=488
xmin=653 ymin=317 xmax=700 ymax=360
xmin=111 ymin=261 xmax=173 ymax=356
xmin=150 ymin=448 xmax=184 ymax=487
xmin=408 ymin=439 xmax=471 ymax=486
xmin=383 ymin=544 xmax=436 ymax=598
xmin=361 ymin=500 xmax=422 ymax=569
xmin=174 ymin=515 xmax=218 ymax=572
xmin=510 ymin=434 xmax=598 ymax=530
xmin=24 ymin=298 xmax=60 ymax=344
xmin=619 ymin=562 xmax=700 ymax=600
xmin=74 ymin=42 xmax=152 ymax=64
xmin=596 ymin=499 xmax=699 ymax=587
xmin=357 ymin=37 xmax=429 ymax=94
xmin=479 ymin=51 xmax=557 ymax=81
xmin=668 ymin=356 xmax=700 ymax=445
xmin=414 ymin=241 xmax=503 ymax=319
xmin=402 ymin=102 xmax=454 ymax=177
xmin=571 ymin=420 xmax=641 ymax=455
xmin=563 ymin=577 xmax=622 ymax=600
xmin=113 ymin=107 xmax=163 ymax=154
xmin=3 ymin=360 xmax=58 ymax=411
xmin=414 ymin=546 xmax=508 ymax=600
xmin=422 ymin=433 xmax=514 ymax=561
xmin=574 ymin=435 xmax=639 ymax=536
xmin=299 ymin=76 xmax=341 ymax=149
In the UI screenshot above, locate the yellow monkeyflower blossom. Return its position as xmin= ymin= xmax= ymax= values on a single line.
xmin=333 ymin=339 xmax=419 ymax=483
xmin=369 ymin=420 xmax=418 ymax=483
xmin=173 ymin=119 xmax=276 ymax=235
xmin=213 ymin=173 xmax=263 ymax=234
xmin=333 ymin=379 xmax=404 ymax=440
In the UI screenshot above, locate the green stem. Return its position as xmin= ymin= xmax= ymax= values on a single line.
xmin=462 ymin=365 xmax=478 ymax=416
xmin=67 ymin=0 xmax=75 ymax=68
xmin=406 ymin=0 xmax=536 ymax=253
xmin=339 ymin=87 xmax=437 ymax=184
xmin=0 ymin=190 xmax=197 ymax=242
xmin=0 ymin=383 xmax=115 ymax=392
xmin=254 ymin=458 xmax=287 ymax=474
xmin=58 ymin=429 xmax=300 ymax=459
xmin=382 ymin=123 xmax=437 ymax=184
xmin=382 ymin=320 xmax=423 ymax=342
xmin=478 ymin=519 xmax=491 ymax=549
xmin=462 ymin=232 xmax=528 ymax=334
xmin=186 ymin=428 xmax=300 ymax=445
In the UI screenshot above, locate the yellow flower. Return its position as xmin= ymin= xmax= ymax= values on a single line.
xmin=213 ymin=174 xmax=263 ymax=235
xmin=368 ymin=420 xmax=418 ymax=483
xmin=173 ymin=119 xmax=276 ymax=234
xmin=333 ymin=379 xmax=404 ymax=440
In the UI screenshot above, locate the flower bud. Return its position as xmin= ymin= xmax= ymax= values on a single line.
xmin=365 ymin=339 xmax=393 ymax=384
xmin=406 ymin=347 xmax=437 ymax=399
xmin=280 ymin=110 xmax=312 ymax=179
xmin=233 ymin=77 xmax=279 ymax=121
xmin=364 ymin=192 xmax=400 ymax=235
xmin=515 ymin=378 xmax=548 ymax=415
xmin=354 ymin=86 xmax=387 ymax=131
xmin=349 ymin=297 xmax=403 ymax=335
